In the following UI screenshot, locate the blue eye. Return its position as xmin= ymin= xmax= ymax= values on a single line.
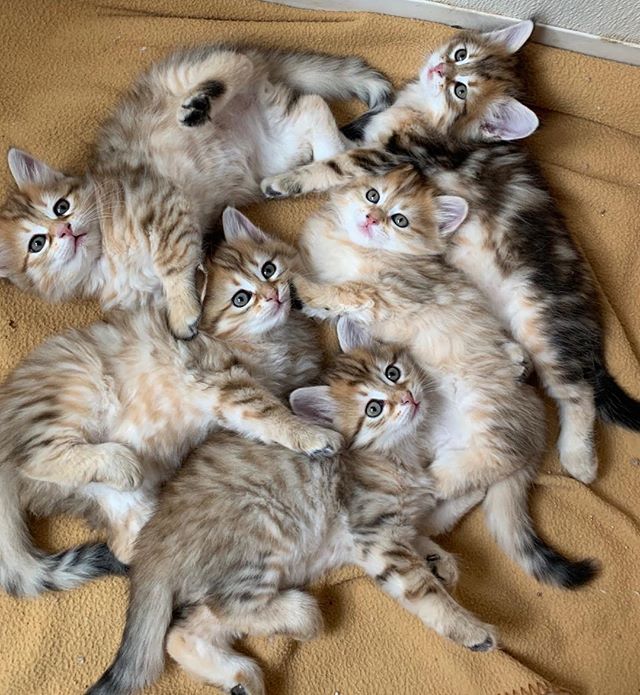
xmin=53 ymin=198 xmax=70 ymax=217
xmin=365 ymin=399 xmax=384 ymax=418
xmin=366 ymin=188 xmax=380 ymax=203
xmin=262 ymin=261 xmax=276 ymax=279
xmin=391 ymin=214 xmax=408 ymax=228
xmin=28 ymin=235 xmax=46 ymax=253
xmin=454 ymin=47 xmax=467 ymax=62
xmin=232 ymin=290 xmax=252 ymax=307
xmin=385 ymin=365 xmax=401 ymax=382
xmin=454 ymin=82 xmax=467 ymax=100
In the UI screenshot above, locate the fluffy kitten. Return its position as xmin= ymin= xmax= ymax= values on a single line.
xmin=0 ymin=46 xmax=391 ymax=337
xmin=261 ymin=20 xmax=640 ymax=483
xmin=87 ymin=319 xmax=497 ymax=695
xmin=293 ymin=170 xmax=595 ymax=588
xmin=0 ymin=209 xmax=338 ymax=597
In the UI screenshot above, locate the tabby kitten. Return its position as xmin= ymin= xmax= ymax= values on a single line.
xmin=0 ymin=209 xmax=338 ymax=597
xmin=0 ymin=46 xmax=391 ymax=337
xmin=293 ymin=170 xmax=595 ymax=588
xmin=87 ymin=318 xmax=497 ymax=695
xmin=261 ymin=20 xmax=640 ymax=484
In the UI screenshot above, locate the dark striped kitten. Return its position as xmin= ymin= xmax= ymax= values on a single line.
xmin=86 ymin=317 xmax=496 ymax=695
xmin=261 ymin=20 xmax=640 ymax=484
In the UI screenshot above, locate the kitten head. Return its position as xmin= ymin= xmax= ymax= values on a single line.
xmin=329 ymin=167 xmax=467 ymax=253
xmin=201 ymin=208 xmax=297 ymax=339
xmin=418 ymin=20 xmax=538 ymax=142
xmin=0 ymin=149 xmax=101 ymax=299
xmin=291 ymin=318 xmax=431 ymax=451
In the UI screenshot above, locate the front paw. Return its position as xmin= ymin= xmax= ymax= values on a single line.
xmin=102 ymin=445 xmax=144 ymax=491
xmin=261 ymin=174 xmax=301 ymax=199
xmin=295 ymin=425 xmax=344 ymax=458
xmin=167 ymin=296 xmax=202 ymax=341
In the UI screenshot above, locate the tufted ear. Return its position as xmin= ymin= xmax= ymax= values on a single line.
xmin=336 ymin=317 xmax=374 ymax=353
xmin=483 ymin=20 xmax=534 ymax=54
xmin=290 ymin=386 xmax=337 ymax=425
xmin=434 ymin=195 xmax=468 ymax=236
xmin=222 ymin=207 xmax=270 ymax=245
xmin=481 ymin=97 xmax=539 ymax=141
xmin=7 ymin=149 xmax=64 ymax=191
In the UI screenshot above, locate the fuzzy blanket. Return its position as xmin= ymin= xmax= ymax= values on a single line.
xmin=1 ymin=1 xmax=639 ymax=693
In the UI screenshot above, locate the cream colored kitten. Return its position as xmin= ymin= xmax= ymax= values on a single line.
xmin=0 ymin=209 xmax=338 ymax=597
xmin=294 ymin=170 xmax=595 ymax=588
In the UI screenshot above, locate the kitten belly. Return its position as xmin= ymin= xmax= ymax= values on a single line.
xmin=447 ymin=220 xmax=539 ymax=343
xmin=301 ymin=233 xmax=365 ymax=283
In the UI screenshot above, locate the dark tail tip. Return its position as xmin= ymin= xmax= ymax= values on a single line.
xmin=340 ymin=109 xmax=376 ymax=142
xmin=595 ymin=368 xmax=640 ymax=431
xmin=529 ymin=535 xmax=598 ymax=589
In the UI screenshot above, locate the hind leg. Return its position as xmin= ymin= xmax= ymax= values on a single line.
xmin=550 ymin=381 xmax=597 ymax=484
xmin=167 ymin=606 xmax=265 ymax=695
xmin=177 ymin=51 xmax=254 ymax=127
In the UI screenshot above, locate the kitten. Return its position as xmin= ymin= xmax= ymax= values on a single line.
xmin=87 ymin=319 xmax=497 ymax=695
xmin=261 ymin=20 xmax=640 ymax=484
xmin=0 ymin=46 xmax=391 ymax=338
xmin=292 ymin=170 xmax=595 ymax=587
xmin=0 ymin=209 xmax=339 ymax=597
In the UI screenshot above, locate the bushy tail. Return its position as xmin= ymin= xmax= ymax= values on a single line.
xmin=86 ymin=581 xmax=173 ymax=695
xmin=595 ymin=365 xmax=640 ymax=430
xmin=483 ymin=469 xmax=597 ymax=588
xmin=260 ymin=49 xmax=393 ymax=110
xmin=0 ymin=466 xmax=126 ymax=597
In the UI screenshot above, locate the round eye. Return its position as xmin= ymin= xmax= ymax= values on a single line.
xmin=366 ymin=188 xmax=380 ymax=203
xmin=28 ymin=235 xmax=47 ymax=253
xmin=454 ymin=82 xmax=467 ymax=100
xmin=391 ymin=213 xmax=408 ymax=228
xmin=53 ymin=198 xmax=70 ymax=217
xmin=261 ymin=261 xmax=276 ymax=279
xmin=365 ymin=399 xmax=384 ymax=418
xmin=385 ymin=365 xmax=401 ymax=382
xmin=454 ymin=48 xmax=467 ymax=62
xmin=232 ymin=290 xmax=252 ymax=308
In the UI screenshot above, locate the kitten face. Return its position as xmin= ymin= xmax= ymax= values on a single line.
xmin=329 ymin=343 xmax=428 ymax=450
xmin=330 ymin=169 xmax=467 ymax=254
xmin=418 ymin=21 xmax=538 ymax=141
xmin=201 ymin=209 xmax=297 ymax=340
xmin=0 ymin=150 xmax=100 ymax=299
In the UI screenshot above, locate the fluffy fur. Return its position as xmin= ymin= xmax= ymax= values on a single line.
xmin=292 ymin=171 xmax=596 ymax=588
xmin=0 ymin=45 xmax=392 ymax=337
xmin=0 ymin=210 xmax=337 ymax=597
xmin=87 ymin=325 xmax=498 ymax=695
xmin=261 ymin=20 xmax=640 ymax=483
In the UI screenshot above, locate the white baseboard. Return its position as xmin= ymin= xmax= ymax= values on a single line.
xmin=264 ymin=0 xmax=640 ymax=66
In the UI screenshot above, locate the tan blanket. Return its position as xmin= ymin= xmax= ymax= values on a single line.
xmin=1 ymin=1 xmax=639 ymax=693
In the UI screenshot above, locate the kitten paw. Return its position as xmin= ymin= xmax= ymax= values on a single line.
xmin=454 ymin=618 xmax=498 ymax=653
xmin=561 ymin=447 xmax=597 ymax=484
xmin=179 ymin=80 xmax=226 ymax=127
xmin=295 ymin=425 xmax=343 ymax=458
xmin=167 ymin=299 xmax=201 ymax=341
xmin=426 ymin=552 xmax=459 ymax=588
xmin=101 ymin=445 xmax=144 ymax=491
xmin=260 ymin=175 xmax=300 ymax=199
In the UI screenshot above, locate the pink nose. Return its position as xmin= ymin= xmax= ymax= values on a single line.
xmin=433 ymin=62 xmax=446 ymax=77
xmin=265 ymin=288 xmax=280 ymax=303
xmin=402 ymin=390 xmax=419 ymax=407
xmin=365 ymin=213 xmax=379 ymax=225
xmin=56 ymin=222 xmax=73 ymax=238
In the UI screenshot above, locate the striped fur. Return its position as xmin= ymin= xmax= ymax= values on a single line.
xmin=260 ymin=21 xmax=639 ymax=484
xmin=0 ymin=215 xmax=336 ymax=596
xmin=0 ymin=45 xmax=392 ymax=334
xmin=291 ymin=175 xmax=596 ymax=588
xmin=87 ymin=342 xmax=497 ymax=695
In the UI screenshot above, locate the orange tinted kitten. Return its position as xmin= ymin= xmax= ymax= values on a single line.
xmin=0 ymin=209 xmax=338 ymax=597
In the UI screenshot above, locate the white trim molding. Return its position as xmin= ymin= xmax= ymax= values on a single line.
xmin=265 ymin=0 xmax=640 ymax=66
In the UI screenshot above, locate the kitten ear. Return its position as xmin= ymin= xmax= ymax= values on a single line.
xmin=434 ymin=196 xmax=468 ymax=236
xmin=7 ymin=149 xmax=64 ymax=191
xmin=481 ymin=98 xmax=539 ymax=141
xmin=483 ymin=20 xmax=534 ymax=54
xmin=337 ymin=317 xmax=373 ymax=353
xmin=222 ymin=207 xmax=270 ymax=245
xmin=290 ymin=386 xmax=337 ymax=426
